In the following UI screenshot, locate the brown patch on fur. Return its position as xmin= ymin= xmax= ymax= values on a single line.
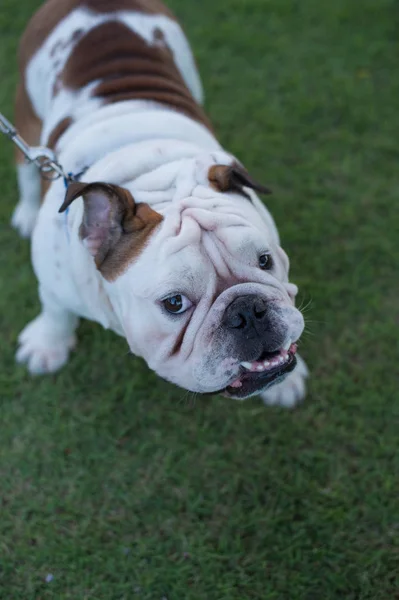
xmin=47 ymin=117 xmax=73 ymax=150
xmin=62 ymin=21 xmax=212 ymax=130
xmin=41 ymin=178 xmax=52 ymax=199
xmin=209 ymin=164 xmax=236 ymax=193
xmin=19 ymin=0 xmax=176 ymax=72
xmin=208 ymin=164 xmax=272 ymax=198
xmin=59 ymin=181 xmax=163 ymax=281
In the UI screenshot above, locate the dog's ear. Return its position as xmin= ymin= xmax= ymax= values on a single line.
xmin=208 ymin=164 xmax=272 ymax=198
xmin=59 ymin=181 xmax=163 ymax=281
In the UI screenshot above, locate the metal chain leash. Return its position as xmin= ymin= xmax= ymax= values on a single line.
xmin=0 ymin=111 xmax=69 ymax=181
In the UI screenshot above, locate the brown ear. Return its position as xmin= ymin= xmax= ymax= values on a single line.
xmin=208 ymin=163 xmax=272 ymax=199
xmin=59 ymin=181 xmax=163 ymax=281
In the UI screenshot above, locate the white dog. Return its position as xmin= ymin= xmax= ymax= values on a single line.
xmin=12 ymin=0 xmax=308 ymax=407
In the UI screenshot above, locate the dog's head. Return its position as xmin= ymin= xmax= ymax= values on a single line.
xmin=60 ymin=157 xmax=304 ymax=399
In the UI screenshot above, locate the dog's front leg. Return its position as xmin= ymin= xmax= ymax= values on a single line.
xmin=16 ymin=286 xmax=79 ymax=375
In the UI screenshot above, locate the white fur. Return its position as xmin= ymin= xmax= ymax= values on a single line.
xmin=56 ymin=108 xmax=220 ymax=178
xmin=41 ymin=83 xmax=104 ymax=145
xmin=15 ymin=4 xmax=308 ymax=404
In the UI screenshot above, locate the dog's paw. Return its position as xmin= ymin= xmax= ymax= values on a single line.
xmin=260 ymin=354 xmax=309 ymax=409
xmin=11 ymin=201 xmax=39 ymax=239
xmin=16 ymin=316 xmax=76 ymax=375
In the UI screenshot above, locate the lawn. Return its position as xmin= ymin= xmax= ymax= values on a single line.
xmin=0 ymin=0 xmax=398 ymax=598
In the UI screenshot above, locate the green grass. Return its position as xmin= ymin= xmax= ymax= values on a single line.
xmin=1 ymin=0 xmax=398 ymax=598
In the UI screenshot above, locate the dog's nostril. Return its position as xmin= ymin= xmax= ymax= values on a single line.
xmin=253 ymin=306 xmax=266 ymax=319
xmin=230 ymin=313 xmax=247 ymax=329
xmin=223 ymin=296 xmax=269 ymax=330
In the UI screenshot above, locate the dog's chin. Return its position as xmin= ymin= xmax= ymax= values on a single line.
xmin=223 ymin=355 xmax=297 ymax=399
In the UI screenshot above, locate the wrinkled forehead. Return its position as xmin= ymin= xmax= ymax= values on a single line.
xmin=117 ymin=204 xmax=277 ymax=298
xmin=160 ymin=190 xmax=275 ymax=255
xmin=111 ymin=147 xmax=281 ymax=291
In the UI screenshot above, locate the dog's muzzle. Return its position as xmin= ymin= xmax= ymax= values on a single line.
xmin=220 ymin=294 xmax=298 ymax=399
xmin=222 ymin=295 xmax=286 ymax=354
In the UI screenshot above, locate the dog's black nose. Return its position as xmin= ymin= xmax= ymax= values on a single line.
xmin=223 ymin=296 xmax=267 ymax=330
xmin=222 ymin=295 xmax=285 ymax=352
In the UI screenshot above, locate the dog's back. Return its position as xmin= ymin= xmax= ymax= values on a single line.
xmin=17 ymin=0 xmax=208 ymax=154
xmin=12 ymin=0 xmax=210 ymax=237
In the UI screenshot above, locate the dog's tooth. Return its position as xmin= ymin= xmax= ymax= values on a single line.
xmin=256 ymin=364 xmax=264 ymax=371
xmin=240 ymin=361 xmax=252 ymax=370
xmin=263 ymin=360 xmax=270 ymax=368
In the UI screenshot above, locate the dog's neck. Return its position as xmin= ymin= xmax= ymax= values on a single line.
xmin=55 ymin=100 xmax=221 ymax=182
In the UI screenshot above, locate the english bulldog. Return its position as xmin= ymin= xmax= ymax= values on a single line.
xmin=11 ymin=0 xmax=308 ymax=407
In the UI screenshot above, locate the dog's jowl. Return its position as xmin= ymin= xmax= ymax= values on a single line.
xmin=12 ymin=0 xmax=308 ymax=407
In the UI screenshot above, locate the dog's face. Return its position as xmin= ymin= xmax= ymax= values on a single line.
xmin=61 ymin=162 xmax=304 ymax=399
xmin=115 ymin=231 xmax=303 ymax=399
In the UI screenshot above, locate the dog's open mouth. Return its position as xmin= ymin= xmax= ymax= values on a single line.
xmin=224 ymin=343 xmax=298 ymax=399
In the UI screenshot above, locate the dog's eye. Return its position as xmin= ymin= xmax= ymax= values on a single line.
xmin=162 ymin=294 xmax=192 ymax=315
xmin=259 ymin=253 xmax=273 ymax=270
